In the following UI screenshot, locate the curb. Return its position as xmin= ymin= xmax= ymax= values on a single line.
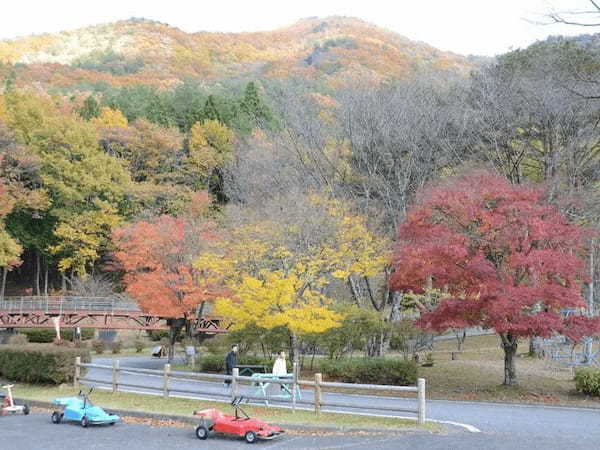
xmin=16 ymin=398 xmax=433 ymax=434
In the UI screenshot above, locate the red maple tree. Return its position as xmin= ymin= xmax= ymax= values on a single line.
xmin=112 ymin=214 xmax=224 ymax=355
xmin=391 ymin=171 xmax=599 ymax=385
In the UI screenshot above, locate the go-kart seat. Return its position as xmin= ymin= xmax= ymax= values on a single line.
xmin=196 ymin=408 xmax=224 ymax=421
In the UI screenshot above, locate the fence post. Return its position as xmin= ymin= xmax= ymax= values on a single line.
xmin=163 ymin=364 xmax=171 ymax=398
xmin=314 ymin=372 xmax=322 ymax=416
xmin=74 ymin=356 xmax=81 ymax=389
xmin=112 ymin=360 xmax=119 ymax=394
xmin=231 ymin=368 xmax=239 ymax=401
xmin=292 ymin=362 xmax=298 ymax=413
xmin=417 ymin=378 xmax=426 ymax=425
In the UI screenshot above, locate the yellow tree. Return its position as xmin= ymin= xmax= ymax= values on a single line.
xmin=4 ymin=91 xmax=131 ymax=285
xmin=187 ymin=120 xmax=234 ymax=183
xmin=197 ymin=194 xmax=389 ymax=360
xmin=92 ymin=107 xmax=128 ymax=128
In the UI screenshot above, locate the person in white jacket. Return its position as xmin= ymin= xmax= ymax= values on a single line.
xmin=272 ymin=350 xmax=287 ymax=376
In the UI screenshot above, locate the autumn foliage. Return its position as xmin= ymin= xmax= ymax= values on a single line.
xmin=391 ymin=171 xmax=599 ymax=385
xmin=111 ymin=214 xmax=223 ymax=318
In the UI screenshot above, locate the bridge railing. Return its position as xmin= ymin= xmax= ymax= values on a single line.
xmin=0 ymin=296 xmax=141 ymax=313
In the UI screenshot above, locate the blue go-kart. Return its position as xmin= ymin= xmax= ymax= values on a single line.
xmin=51 ymin=388 xmax=119 ymax=427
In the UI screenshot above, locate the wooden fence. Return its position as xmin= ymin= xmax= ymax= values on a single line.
xmin=74 ymin=357 xmax=426 ymax=425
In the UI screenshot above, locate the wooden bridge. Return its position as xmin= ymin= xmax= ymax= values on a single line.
xmin=0 ymin=296 xmax=225 ymax=333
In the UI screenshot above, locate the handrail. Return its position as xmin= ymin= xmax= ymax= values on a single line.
xmin=0 ymin=296 xmax=140 ymax=313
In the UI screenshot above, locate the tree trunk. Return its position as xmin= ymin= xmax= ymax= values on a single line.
xmin=44 ymin=261 xmax=49 ymax=296
xmin=1 ymin=267 xmax=6 ymax=300
xmin=35 ymin=251 xmax=41 ymax=296
xmin=290 ymin=332 xmax=299 ymax=367
xmin=456 ymin=329 xmax=466 ymax=352
xmin=168 ymin=325 xmax=178 ymax=362
xmin=501 ymin=333 xmax=518 ymax=386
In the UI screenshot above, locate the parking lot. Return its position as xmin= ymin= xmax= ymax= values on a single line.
xmin=3 ymin=411 xmax=599 ymax=450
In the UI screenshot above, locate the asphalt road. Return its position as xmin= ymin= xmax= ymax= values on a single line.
xmin=82 ymin=356 xmax=600 ymax=448
xmin=3 ymin=412 xmax=598 ymax=450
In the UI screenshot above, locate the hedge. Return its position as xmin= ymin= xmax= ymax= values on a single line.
xmin=0 ymin=344 xmax=91 ymax=384
xmin=575 ymin=368 xmax=600 ymax=396
xmin=320 ymin=358 xmax=418 ymax=385
xmin=200 ymin=354 xmax=274 ymax=373
xmin=19 ymin=328 xmax=95 ymax=343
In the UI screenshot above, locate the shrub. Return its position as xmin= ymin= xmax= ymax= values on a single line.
xmin=575 ymin=368 xmax=600 ymax=396
xmin=134 ymin=340 xmax=145 ymax=353
xmin=320 ymin=358 xmax=418 ymax=385
xmin=0 ymin=344 xmax=91 ymax=384
xmin=19 ymin=328 xmax=95 ymax=343
xmin=200 ymin=354 xmax=272 ymax=373
xmin=7 ymin=334 xmax=28 ymax=345
xmin=111 ymin=341 xmax=122 ymax=354
xmin=74 ymin=340 xmax=89 ymax=349
xmin=147 ymin=330 xmax=184 ymax=342
xmin=92 ymin=340 xmax=106 ymax=354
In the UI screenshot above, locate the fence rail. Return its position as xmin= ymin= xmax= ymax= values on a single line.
xmin=0 ymin=296 xmax=141 ymax=313
xmin=74 ymin=358 xmax=426 ymax=425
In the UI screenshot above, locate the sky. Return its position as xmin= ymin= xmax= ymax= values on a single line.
xmin=0 ymin=0 xmax=598 ymax=56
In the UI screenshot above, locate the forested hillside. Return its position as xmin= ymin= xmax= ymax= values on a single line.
xmin=0 ymin=19 xmax=599 ymax=357
xmin=0 ymin=17 xmax=470 ymax=89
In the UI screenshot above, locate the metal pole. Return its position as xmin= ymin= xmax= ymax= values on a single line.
xmin=314 ymin=373 xmax=322 ymax=416
xmin=417 ymin=378 xmax=426 ymax=425
xmin=163 ymin=364 xmax=171 ymax=398
xmin=74 ymin=356 xmax=81 ymax=390
xmin=112 ymin=360 xmax=119 ymax=394
xmin=585 ymin=242 xmax=595 ymax=361
xmin=292 ymin=362 xmax=298 ymax=413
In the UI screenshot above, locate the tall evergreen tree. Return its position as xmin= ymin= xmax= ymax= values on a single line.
xmin=203 ymin=95 xmax=221 ymax=123
xmin=79 ymin=95 xmax=100 ymax=120
xmin=240 ymin=81 xmax=272 ymax=126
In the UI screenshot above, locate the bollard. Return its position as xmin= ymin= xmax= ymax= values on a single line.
xmin=163 ymin=364 xmax=171 ymax=398
xmin=417 ymin=378 xmax=426 ymax=425
xmin=74 ymin=356 xmax=81 ymax=390
xmin=314 ymin=373 xmax=322 ymax=416
xmin=112 ymin=360 xmax=119 ymax=394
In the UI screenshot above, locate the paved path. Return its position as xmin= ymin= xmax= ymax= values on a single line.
xmin=84 ymin=356 xmax=600 ymax=446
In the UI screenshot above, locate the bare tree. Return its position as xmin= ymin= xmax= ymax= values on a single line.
xmin=547 ymin=0 xmax=600 ymax=27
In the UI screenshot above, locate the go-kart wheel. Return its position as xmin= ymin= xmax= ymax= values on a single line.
xmin=23 ymin=405 xmax=30 ymax=416
xmin=51 ymin=411 xmax=62 ymax=424
xmin=81 ymin=416 xmax=89 ymax=428
xmin=195 ymin=425 xmax=209 ymax=440
xmin=244 ymin=431 xmax=257 ymax=444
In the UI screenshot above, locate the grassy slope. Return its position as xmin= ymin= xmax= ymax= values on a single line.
xmin=420 ymin=334 xmax=600 ymax=407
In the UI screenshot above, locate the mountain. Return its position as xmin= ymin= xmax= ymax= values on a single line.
xmin=0 ymin=17 xmax=472 ymax=90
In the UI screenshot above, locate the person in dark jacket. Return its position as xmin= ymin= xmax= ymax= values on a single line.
xmin=224 ymin=344 xmax=238 ymax=387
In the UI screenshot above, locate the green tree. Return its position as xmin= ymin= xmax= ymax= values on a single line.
xmin=203 ymin=95 xmax=221 ymax=123
xmin=240 ymin=82 xmax=273 ymax=127
xmin=78 ymin=95 xmax=100 ymax=120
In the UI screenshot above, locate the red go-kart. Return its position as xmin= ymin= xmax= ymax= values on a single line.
xmin=193 ymin=396 xmax=283 ymax=444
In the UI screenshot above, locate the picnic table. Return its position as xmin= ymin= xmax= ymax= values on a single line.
xmin=250 ymin=373 xmax=301 ymax=406
xmin=235 ymin=365 xmax=267 ymax=376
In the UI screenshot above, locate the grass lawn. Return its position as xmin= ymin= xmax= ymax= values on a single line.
xmin=420 ymin=334 xmax=600 ymax=407
xmin=11 ymin=384 xmax=437 ymax=431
